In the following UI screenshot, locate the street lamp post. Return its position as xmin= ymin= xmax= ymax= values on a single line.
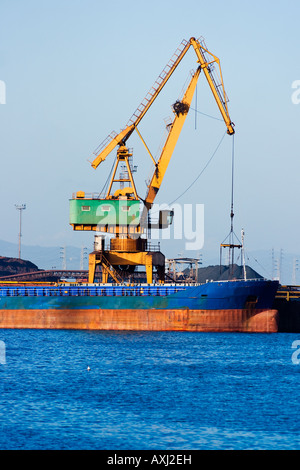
xmin=15 ymin=204 xmax=26 ymax=259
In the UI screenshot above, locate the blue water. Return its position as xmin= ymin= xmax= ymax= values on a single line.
xmin=0 ymin=329 xmax=300 ymax=450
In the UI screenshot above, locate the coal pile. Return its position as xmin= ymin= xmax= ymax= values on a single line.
xmin=196 ymin=264 xmax=263 ymax=283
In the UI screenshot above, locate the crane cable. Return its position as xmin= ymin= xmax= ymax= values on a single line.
xmin=220 ymin=133 xmax=242 ymax=246
xmin=99 ymin=156 xmax=116 ymax=197
xmin=230 ymin=132 xmax=235 ymax=240
xmin=165 ymin=80 xmax=227 ymax=205
xmin=167 ymin=130 xmax=227 ymax=206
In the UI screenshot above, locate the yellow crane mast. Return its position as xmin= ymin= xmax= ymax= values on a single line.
xmin=69 ymin=37 xmax=234 ymax=284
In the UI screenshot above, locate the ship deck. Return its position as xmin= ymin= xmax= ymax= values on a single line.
xmin=0 ymin=278 xmax=270 ymax=298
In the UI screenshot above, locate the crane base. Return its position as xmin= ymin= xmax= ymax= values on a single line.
xmin=88 ymin=249 xmax=165 ymax=284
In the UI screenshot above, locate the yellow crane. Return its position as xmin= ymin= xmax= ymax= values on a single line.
xmin=90 ymin=37 xmax=234 ymax=171
xmin=69 ymin=37 xmax=235 ymax=283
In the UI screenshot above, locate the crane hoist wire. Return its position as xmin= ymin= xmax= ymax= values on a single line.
xmin=191 ymin=106 xmax=224 ymax=123
xmin=143 ymin=98 xmax=228 ymax=213
xmin=167 ymin=130 xmax=227 ymax=206
xmin=165 ymin=82 xmax=228 ymax=205
xmin=221 ymin=133 xmax=241 ymax=246
xmin=100 ymin=156 xmax=117 ymax=197
xmin=147 ymin=130 xmax=228 ymax=219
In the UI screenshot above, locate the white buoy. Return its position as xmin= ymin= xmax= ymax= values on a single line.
xmin=87 ymin=366 xmax=91 ymax=371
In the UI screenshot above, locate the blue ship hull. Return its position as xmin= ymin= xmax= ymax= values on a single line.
xmin=0 ymin=279 xmax=279 ymax=332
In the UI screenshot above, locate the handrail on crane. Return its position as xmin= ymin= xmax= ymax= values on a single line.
xmin=190 ymin=37 xmax=234 ymax=135
xmin=90 ymin=37 xmax=234 ymax=171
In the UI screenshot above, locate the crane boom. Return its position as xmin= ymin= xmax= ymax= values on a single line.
xmin=143 ymin=66 xmax=201 ymax=213
xmin=139 ymin=38 xmax=234 ymax=222
xmin=91 ymin=39 xmax=191 ymax=170
xmin=90 ymin=37 xmax=234 ymax=171
xmin=190 ymin=37 xmax=234 ymax=135
xmin=91 ymin=125 xmax=135 ymax=169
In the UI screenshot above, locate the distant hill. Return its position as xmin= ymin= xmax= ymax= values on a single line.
xmin=0 ymin=238 xmax=297 ymax=284
xmin=0 ymin=256 xmax=40 ymax=277
xmin=0 ymin=255 xmax=262 ymax=285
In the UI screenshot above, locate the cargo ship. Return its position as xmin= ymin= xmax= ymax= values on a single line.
xmin=0 ymin=38 xmax=279 ymax=333
xmin=0 ymin=278 xmax=279 ymax=332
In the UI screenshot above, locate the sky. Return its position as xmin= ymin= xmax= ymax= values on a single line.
xmin=1 ymin=0 xmax=300 ymax=276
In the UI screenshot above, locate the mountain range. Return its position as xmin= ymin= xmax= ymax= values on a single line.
xmin=0 ymin=239 xmax=298 ymax=285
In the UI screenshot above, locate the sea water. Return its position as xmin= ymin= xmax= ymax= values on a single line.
xmin=0 ymin=329 xmax=299 ymax=450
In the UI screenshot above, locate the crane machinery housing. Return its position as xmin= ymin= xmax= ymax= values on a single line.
xmin=69 ymin=36 xmax=235 ymax=284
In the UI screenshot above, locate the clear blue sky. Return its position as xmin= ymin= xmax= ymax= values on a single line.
xmin=1 ymin=0 xmax=300 ymax=266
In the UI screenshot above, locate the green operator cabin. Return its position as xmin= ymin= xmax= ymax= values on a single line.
xmin=69 ymin=192 xmax=141 ymax=234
